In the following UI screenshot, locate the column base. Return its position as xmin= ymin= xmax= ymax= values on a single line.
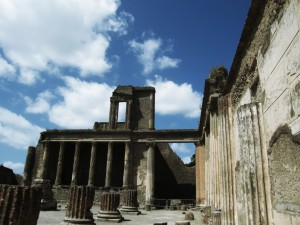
xmin=119 ymin=206 xmax=141 ymax=215
xmin=62 ymin=217 xmax=95 ymax=225
xmin=96 ymin=211 xmax=124 ymax=223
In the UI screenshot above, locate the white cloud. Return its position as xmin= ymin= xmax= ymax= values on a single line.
xmin=129 ymin=38 xmax=181 ymax=75
xmin=182 ymin=156 xmax=192 ymax=164
xmin=3 ymin=161 xmax=24 ymax=174
xmin=170 ymin=143 xmax=192 ymax=154
xmin=48 ymin=76 xmax=117 ymax=129
xmin=0 ymin=107 xmax=44 ymax=149
xmin=24 ymin=91 xmax=55 ymax=114
xmin=0 ymin=0 xmax=132 ymax=85
xmin=146 ymin=75 xmax=202 ymax=118
xmin=0 ymin=58 xmax=16 ymax=79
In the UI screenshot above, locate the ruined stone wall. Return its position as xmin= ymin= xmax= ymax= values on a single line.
xmin=198 ymin=1 xmax=300 ymax=224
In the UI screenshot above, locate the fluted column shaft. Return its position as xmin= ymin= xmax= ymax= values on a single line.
xmin=55 ymin=142 xmax=65 ymax=186
xmin=88 ymin=142 xmax=97 ymax=186
xmin=71 ymin=142 xmax=81 ymax=185
xmin=105 ymin=142 xmax=113 ymax=188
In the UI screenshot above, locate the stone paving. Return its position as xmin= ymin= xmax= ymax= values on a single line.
xmin=37 ymin=206 xmax=204 ymax=225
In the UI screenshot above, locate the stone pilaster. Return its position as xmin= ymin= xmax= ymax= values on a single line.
xmin=23 ymin=146 xmax=36 ymax=186
xmin=63 ymin=186 xmax=95 ymax=225
xmin=55 ymin=142 xmax=65 ymax=186
xmin=120 ymin=189 xmax=141 ymax=215
xmin=88 ymin=142 xmax=97 ymax=186
xmin=0 ymin=185 xmax=42 ymax=225
xmin=195 ymin=143 xmax=205 ymax=205
xmin=122 ymin=141 xmax=131 ymax=188
xmin=105 ymin=142 xmax=113 ymax=188
xmin=145 ymin=142 xmax=155 ymax=208
xmin=97 ymin=192 xmax=123 ymax=222
xmin=71 ymin=142 xmax=81 ymax=186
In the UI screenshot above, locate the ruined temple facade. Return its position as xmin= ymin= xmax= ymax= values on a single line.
xmin=24 ymin=86 xmax=199 ymax=207
xmin=196 ymin=0 xmax=300 ymax=224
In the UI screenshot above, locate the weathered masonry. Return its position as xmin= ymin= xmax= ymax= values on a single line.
xmin=196 ymin=0 xmax=300 ymax=225
xmin=24 ymin=86 xmax=199 ymax=206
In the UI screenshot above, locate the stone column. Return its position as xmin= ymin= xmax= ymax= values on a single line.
xmin=88 ymin=142 xmax=97 ymax=186
xmin=0 ymin=185 xmax=42 ymax=225
xmin=126 ymin=100 xmax=132 ymax=129
xmin=122 ymin=141 xmax=131 ymax=188
xmin=196 ymin=143 xmax=205 ymax=205
xmin=40 ymin=141 xmax=50 ymax=180
xmin=71 ymin=142 xmax=81 ymax=186
xmin=120 ymin=189 xmax=141 ymax=214
xmin=149 ymin=91 xmax=155 ymax=129
xmin=105 ymin=142 xmax=113 ymax=188
xmin=55 ymin=142 xmax=65 ymax=186
xmin=23 ymin=146 xmax=36 ymax=186
xmin=63 ymin=186 xmax=95 ymax=225
xmin=145 ymin=142 xmax=155 ymax=208
xmin=97 ymin=192 xmax=123 ymax=222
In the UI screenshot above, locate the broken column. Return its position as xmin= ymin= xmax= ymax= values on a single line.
xmin=97 ymin=192 xmax=123 ymax=222
xmin=0 ymin=185 xmax=41 ymax=225
xmin=34 ymin=141 xmax=57 ymax=210
xmin=62 ymin=186 xmax=95 ymax=225
xmin=120 ymin=189 xmax=141 ymax=215
xmin=23 ymin=146 xmax=36 ymax=186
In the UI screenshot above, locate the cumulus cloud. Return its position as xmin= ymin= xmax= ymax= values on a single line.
xmin=0 ymin=0 xmax=132 ymax=85
xmin=3 ymin=161 xmax=24 ymax=174
xmin=0 ymin=107 xmax=44 ymax=149
xmin=24 ymin=91 xmax=55 ymax=114
xmin=129 ymin=38 xmax=181 ymax=75
xmin=170 ymin=143 xmax=192 ymax=154
xmin=182 ymin=156 xmax=192 ymax=164
xmin=0 ymin=58 xmax=16 ymax=79
xmin=146 ymin=75 xmax=202 ymax=118
xmin=48 ymin=77 xmax=117 ymax=129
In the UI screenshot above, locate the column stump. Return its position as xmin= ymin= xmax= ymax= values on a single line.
xmin=119 ymin=189 xmax=141 ymax=215
xmin=62 ymin=186 xmax=95 ymax=225
xmin=97 ymin=192 xmax=123 ymax=223
xmin=175 ymin=222 xmax=190 ymax=225
xmin=0 ymin=185 xmax=41 ymax=225
xmin=33 ymin=179 xmax=57 ymax=210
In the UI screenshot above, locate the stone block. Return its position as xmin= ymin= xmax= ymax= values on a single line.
xmin=184 ymin=212 xmax=194 ymax=220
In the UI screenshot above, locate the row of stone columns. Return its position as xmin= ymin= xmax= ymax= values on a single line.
xmin=39 ymin=141 xmax=133 ymax=188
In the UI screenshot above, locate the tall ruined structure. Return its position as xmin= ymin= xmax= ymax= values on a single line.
xmin=196 ymin=0 xmax=300 ymax=224
xmin=24 ymin=86 xmax=199 ymax=207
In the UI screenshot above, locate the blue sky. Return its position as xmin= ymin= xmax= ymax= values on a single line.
xmin=0 ymin=0 xmax=250 ymax=174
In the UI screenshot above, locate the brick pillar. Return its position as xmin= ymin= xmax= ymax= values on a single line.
xmin=0 ymin=185 xmax=41 ymax=225
xmin=23 ymin=146 xmax=36 ymax=186
xmin=196 ymin=143 xmax=206 ymax=205
xmin=55 ymin=142 xmax=65 ymax=186
xmin=63 ymin=186 xmax=95 ymax=225
xmin=120 ymin=189 xmax=141 ymax=215
xmin=96 ymin=192 xmax=123 ymax=222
